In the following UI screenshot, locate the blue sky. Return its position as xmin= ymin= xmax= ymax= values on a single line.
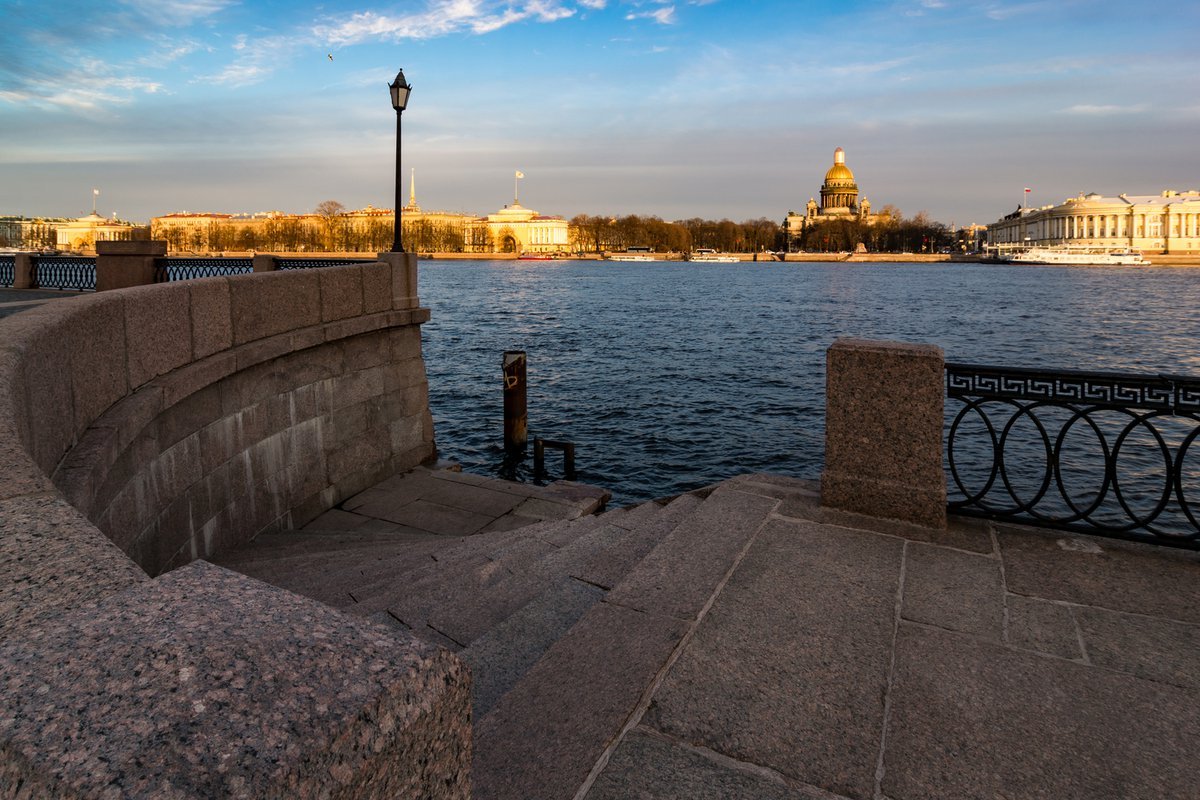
xmin=2 ymin=0 xmax=1197 ymax=225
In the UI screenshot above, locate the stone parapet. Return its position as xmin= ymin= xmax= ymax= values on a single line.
xmin=821 ymin=338 xmax=947 ymax=528
xmin=0 ymin=262 xmax=468 ymax=797
xmin=95 ymin=239 xmax=166 ymax=291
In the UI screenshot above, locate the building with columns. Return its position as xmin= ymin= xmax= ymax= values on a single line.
xmin=466 ymin=202 xmax=570 ymax=254
xmin=783 ymin=147 xmax=880 ymax=249
xmin=987 ymin=190 xmax=1200 ymax=254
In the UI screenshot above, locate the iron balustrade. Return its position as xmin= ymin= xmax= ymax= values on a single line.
xmin=155 ymin=258 xmax=254 ymax=282
xmin=277 ymin=258 xmax=374 ymax=270
xmin=0 ymin=255 xmax=13 ymax=287
xmin=34 ymin=256 xmax=96 ymax=291
xmin=945 ymin=362 xmax=1200 ymax=548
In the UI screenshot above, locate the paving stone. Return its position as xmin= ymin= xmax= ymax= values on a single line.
xmin=996 ymin=524 xmax=1200 ymax=623
xmin=883 ymin=623 xmax=1200 ymax=800
xmin=300 ymin=507 xmax=371 ymax=531
xmin=479 ymin=512 xmax=544 ymax=533
xmin=376 ymin=498 xmax=494 ymax=535
xmin=1075 ymin=606 xmax=1200 ymax=689
xmin=463 ymin=577 xmax=604 ymax=720
xmin=1006 ymin=594 xmax=1082 ymax=660
xmin=531 ymin=513 xmax=608 ymax=547
xmin=901 ymin=542 xmax=1003 ymax=639
xmin=341 ymin=470 xmax=439 ymax=514
xmin=575 ymin=494 xmax=702 ymax=590
xmin=607 ymin=487 xmax=777 ymax=620
xmin=414 ymin=478 xmax=525 ymax=518
xmin=587 ymin=728 xmax=837 ymax=800
xmin=645 ymin=517 xmax=902 ymax=800
xmin=473 ymin=602 xmax=688 ymax=800
xmin=511 ymin=495 xmax=580 ymax=521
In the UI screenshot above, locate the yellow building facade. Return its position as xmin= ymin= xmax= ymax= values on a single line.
xmin=987 ymin=190 xmax=1200 ymax=254
xmin=466 ymin=203 xmax=570 ymax=254
xmin=783 ymin=147 xmax=879 ymax=248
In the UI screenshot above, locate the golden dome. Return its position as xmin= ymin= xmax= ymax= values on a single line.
xmin=824 ymin=147 xmax=855 ymax=183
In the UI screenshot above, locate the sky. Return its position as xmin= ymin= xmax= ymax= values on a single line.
xmin=2 ymin=0 xmax=1197 ymax=226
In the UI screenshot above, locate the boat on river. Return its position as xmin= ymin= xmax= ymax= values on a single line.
xmin=1007 ymin=246 xmax=1150 ymax=266
xmin=607 ymin=254 xmax=656 ymax=262
xmin=689 ymin=249 xmax=740 ymax=263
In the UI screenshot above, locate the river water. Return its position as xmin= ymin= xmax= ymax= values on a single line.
xmin=418 ymin=259 xmax=1200 ymax=508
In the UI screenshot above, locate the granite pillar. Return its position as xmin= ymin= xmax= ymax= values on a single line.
xmin=95 ymin=240 xmax=166 ymax=291
xmin=821 ymin=338 xmax=946 ymax=528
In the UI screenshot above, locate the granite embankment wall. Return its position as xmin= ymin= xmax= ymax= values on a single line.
xmin=0 ymin=256 xmax=470 ymax=798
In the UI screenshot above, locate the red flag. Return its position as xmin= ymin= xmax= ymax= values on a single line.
xmin=1024 ymin=187 xmax=1032 ymax=193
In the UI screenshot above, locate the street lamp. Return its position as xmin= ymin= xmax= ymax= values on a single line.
xmin=389 ymin=69 xmax=412 ymax=252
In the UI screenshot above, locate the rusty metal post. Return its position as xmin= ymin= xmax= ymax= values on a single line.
xmin=534 ymin=437 xmax=545 ymax=474
xmin=503 ymin=350 xmax=527 ymax=450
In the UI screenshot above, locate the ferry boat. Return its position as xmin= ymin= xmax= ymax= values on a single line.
xmin=607 ymin=254 xmax=656 ymax=262
xmin=689 ymin=248 xmax=740 ymax=263
xmin=517 ymin=253 xmax=555 ymax=260
xmin=1007 ymin=245 xmax=1150 ymax=266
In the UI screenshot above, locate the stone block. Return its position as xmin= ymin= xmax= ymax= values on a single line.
xmin=995 ymin=524 xmax=1200 ymax=623
xmin=883 ymin=623 xmax=1200 ymax=800
xmin=322 ymin=312 xmax=391 ymax=344
xmin=901 ymin=542 xmax=1003 ymax=639
xmin=362 ymin=261 xmax=392 ymax=313
xmin=0 ymin=561 xmax=471 ymax=799
xmin=378 ymin=250 xmax=419 ymax=309
xmin=154 ymin=351 xmax=237 ymax=408
xmin=821 ymin=338 xmax=946 ymax=528
xmin=157 ymin=383 xmax=222 ymax=450
xmin=64 ymin=293 xmax=129 ymax=440
xmin=589 ymin=728 xmax=819 ymax=800
xmin=318 ymin=264 xmax=365 ymax=322
xmin=332 ymin=365 xmax=387 ymax=412
xmin=235 ymin=331 xmax=295 ymax=371
xmin=94 ymin=241 xmax=163 ymax=291
xmin=1006 ymin=594 xmax=1082 ymax=660
xmin=188 ymin=277 xmax=233 ymax=359
xmin=342 ymin=331 xmax=393 ymax=371
xmin=122 ymin=282 xmax=192 ymax=388
xmin=0 ymin=495 xmax=146 ymax=641
xmin=228 ymin=269 xmax=321 ymax=345
xmin=608 ymin=487 xmax=777 ymax=620
xmin=473 ymin=601 xmax=687 ymax=800
xmin=646 ymin=517 xmax=903 ymax=800
xmin=1075 ymin=606 xmax=1200 ymax=689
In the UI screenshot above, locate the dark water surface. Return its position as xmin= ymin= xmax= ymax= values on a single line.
xmin=419 ymin=260 xmax=1200 ymax=507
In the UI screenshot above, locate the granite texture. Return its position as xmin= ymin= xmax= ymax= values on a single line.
xmin=646 ymin=518 xmax=902 ymax=800
xmin=588 ymin=728 xmax=832 ymax=800
xmin=883 ymin=623 xmax=1200 ymax=800
xmin=123 ymin=282 xmax=193 ymax=388
xmin=0 ymin=561 xmax=471 ymax=799
xmin=0 ymin=495 xmax=147 ymax=640
xmin=901 ymin=542 xmax=1004 ymax=639
xmin=821 ymin=338 xmax=946 ymax=527
xmin=228 ymin=269 xmax=322 ymax=345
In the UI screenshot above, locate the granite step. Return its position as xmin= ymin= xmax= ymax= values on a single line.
xmin=471 ymin=485 xmax=780 ymax=800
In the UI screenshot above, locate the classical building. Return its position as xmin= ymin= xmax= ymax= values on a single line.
xmin=987 ymin=190 xmax=1200 ymax=254
xmin=55 ymin=212 xmax=142 ymax=252
xmin=783 ymin=147 xmax=879 ymax=249
xmin=466 ymin=202 xmax=569 ymax=254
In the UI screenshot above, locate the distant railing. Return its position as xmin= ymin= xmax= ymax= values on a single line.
xmin=0 ymin=255 xmax=14 ymax=287
xmin=277 ymin=257 xmax=374 ymax=270
xmin=945 ymin=362 xmax=1200 ymax=549
xmin=35 ymin=256 xmax=96 ymax=292
xmin=155 ymin=258 xmax=254 ymax=282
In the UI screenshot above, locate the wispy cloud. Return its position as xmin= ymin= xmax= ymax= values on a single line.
xmin=315 ymin=0 xmax=579 ymax=45
xmin=1 ymin=65 xmax=164 ymax=111
xmin=1063 ymin=103 xmax=1146 ymax=115
xmin=119 ymin=0 xmax=235 ymax=27
xmin=625 ymin=4 xmax=676 ymax=24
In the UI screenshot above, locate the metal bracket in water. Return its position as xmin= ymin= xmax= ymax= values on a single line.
xmin=534 ymin=437 xmax=576 ymax=480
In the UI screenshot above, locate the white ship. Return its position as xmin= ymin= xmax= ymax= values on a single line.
xmin=689 ymin=249 xmax=740 ymax=263
xmin=607 ymin=254 xmax=656 ymax=262
xmin=1007 ymin=245 xmax=1149 ymax=266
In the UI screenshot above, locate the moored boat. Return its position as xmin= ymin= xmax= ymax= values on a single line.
xmin=1008 ymin=245 xmax=1149 ymax=266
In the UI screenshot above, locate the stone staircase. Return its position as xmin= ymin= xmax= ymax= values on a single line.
xmin=213 ymin=476 xmax=789 ymax=800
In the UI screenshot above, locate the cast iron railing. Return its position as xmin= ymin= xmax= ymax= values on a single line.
xmin=278 ymin=258 xmax=373 ymax=270
xmin=35 ymin=256 xmax=96 ymax=291
xmin=0 ymin=255 xmax=14 ymax=287
xmin=155 ymin=258 xmax=254 ymax=282
xmin=945 ymin=362 xmax=1200 ymax=548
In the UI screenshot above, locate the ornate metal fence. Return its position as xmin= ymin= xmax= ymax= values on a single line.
xmin=277 ymin=258 xmax=373 ymax=270
xmin=0 ymin=255 xmax=14 ymax=287
xmin=945 ymin=362 xmax=1200 ymax=549
xmin=35 ymin=256 xmax=96 ymax=291
xmin=155 ymin=258 xmax=254 ymax=282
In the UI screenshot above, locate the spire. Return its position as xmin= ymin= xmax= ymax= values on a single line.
xmin=409 ymin=168 xmax=416 ymax=207
xmin=834 ymin=147 xmax=845 ymax=166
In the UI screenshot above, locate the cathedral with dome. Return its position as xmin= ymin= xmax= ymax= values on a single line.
xmin=783 ymin=147 xmax=879 ymax=249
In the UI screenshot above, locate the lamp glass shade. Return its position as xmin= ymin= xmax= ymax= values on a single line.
xmin=389 ymin=70 xmax=411 ymax=111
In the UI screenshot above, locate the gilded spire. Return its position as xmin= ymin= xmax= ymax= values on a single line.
xmin=409 ymin=168 xmax=416 ymax=207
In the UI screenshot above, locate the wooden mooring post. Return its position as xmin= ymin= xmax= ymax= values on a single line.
xmin=503 ymin=350 xmax=527 ymax=450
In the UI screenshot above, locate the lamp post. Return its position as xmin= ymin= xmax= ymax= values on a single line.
xmin=389 ymin=69 xmax=412 ymax=252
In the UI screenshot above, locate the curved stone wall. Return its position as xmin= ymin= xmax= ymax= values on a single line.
xmin=0 ymin=258 xmax=469 ymax=798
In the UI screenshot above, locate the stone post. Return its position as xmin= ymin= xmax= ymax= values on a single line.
xmin=13 ymin=253 xmax=34 ymax=289
xmin=377 ymin=251 xmax=419 ymax=309
xmin=821 ymin=338 xmax=946 ymax=528
xmin=95 ymin=240 xmax=166 ymax=291
xmin=252 ymin=254 xmax=277 ymax=272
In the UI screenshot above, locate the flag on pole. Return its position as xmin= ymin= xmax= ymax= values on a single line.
xmin=515 ymin=170 xmax=525 ymax=179
xmin=1024 ymin=187 xmax=1032 ymax=193
xmin=93 ymin=188 xmax=100 ymax=196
